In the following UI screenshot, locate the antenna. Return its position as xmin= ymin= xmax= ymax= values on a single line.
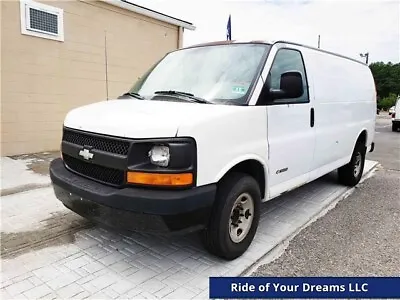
xmin=359 ymin=52 xmax=369 ymax=64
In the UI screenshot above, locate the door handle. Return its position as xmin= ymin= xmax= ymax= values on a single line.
xmin=310 ymin=108 xmax=315 ymax=127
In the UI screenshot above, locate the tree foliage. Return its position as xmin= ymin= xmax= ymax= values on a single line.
xmin=378 ymin=93 xmax=398 ymax=110
xmin=369 ymin=62 xmax=400 ymax=103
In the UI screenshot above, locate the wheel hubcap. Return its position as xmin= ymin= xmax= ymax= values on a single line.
xmin=229 ymin=193 xmax=254 ymax=243
xmin=354 ymin=152 xmax=362 ymax=177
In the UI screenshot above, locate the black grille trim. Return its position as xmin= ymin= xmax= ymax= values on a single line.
xmin=63 ymin=128 xmax=130 ymax=156
xmin=63 ymin=154 xmax=125 ymax=186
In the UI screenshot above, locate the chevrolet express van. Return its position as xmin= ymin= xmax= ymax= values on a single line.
xmin=50 ymin=40 xmax=376 ymax=260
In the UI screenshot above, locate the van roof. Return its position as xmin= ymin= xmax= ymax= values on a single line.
xmin=183 ymin=39 xmax=366 ymax=66
xmin=184 ymin=40 xmax=271 ymax=48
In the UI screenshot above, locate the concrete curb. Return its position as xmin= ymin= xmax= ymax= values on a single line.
xmin=240 ymin=161 xmax=379 ymax=276
xmin=1 ymin=183 xmax=52 ymax=197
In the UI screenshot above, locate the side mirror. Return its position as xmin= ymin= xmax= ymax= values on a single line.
xmin=269 ymin=71 xmax=304 ymax=100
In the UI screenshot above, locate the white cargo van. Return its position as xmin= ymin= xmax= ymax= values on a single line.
xmin=392 ymin=96 xmax=400 ymax=131
xmin=50 ymin=40 xmax=376 ymax=260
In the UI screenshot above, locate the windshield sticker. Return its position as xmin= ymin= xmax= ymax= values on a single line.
xmin=232 ymin=86 xmax=247 ymax=94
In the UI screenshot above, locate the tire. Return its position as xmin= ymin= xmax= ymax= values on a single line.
xmin=392 ymin=123 xmax=398 ymax=132
xmin=338 ymin=141 xmax=366 ymax=186
xmin=201 ymin=172 xmax=261 ymax=260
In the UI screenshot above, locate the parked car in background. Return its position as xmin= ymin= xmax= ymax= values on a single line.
xmin=392 ymin=97 xmax=400 ymax=131
xmin=389 ymin=106 xmax=395 ymax=115
xmin=49 ymin=40 xmax=376 ymax=260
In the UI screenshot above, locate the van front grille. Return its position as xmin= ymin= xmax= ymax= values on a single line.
xmin=63 ymin=154 xmax=124 ymax=186
xmin=63 ymin=128 xmax=130 ymax=156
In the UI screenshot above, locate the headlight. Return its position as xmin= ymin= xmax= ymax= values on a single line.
xmin=148 ymin=145 xmax=170 ymax=167
xmin=127 ymin=138 xmax=196 ymax=188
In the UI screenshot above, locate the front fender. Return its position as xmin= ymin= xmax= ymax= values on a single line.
xmin=176 ymin=106 xmax=268 ymax=191
xmin=215 ymin=154 xmax=268 ymax=182
xmin=215 ymin=154 xmax=269 ymax=200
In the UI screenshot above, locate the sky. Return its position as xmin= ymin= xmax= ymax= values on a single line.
xmin=131 ymin=0 xmax=400 ymax=64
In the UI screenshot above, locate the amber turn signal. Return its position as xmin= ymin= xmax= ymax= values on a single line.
xmin=126 ymin=171 xmax=193 ymax=186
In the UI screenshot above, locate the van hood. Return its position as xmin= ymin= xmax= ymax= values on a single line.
xmin=64 ymin=99 xmax=241 ymax=138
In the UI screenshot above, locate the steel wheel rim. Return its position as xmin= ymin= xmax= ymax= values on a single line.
xmin=229 ymin=193 xmax=254 ymax=243
xmin=354 ymin=152 xmax=362 ymax=177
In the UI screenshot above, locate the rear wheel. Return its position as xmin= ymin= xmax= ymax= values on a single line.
xmin=392 ymin=123 xmax=398 ymax=132
xmin=338 ymin=141 xmax=366 ymax=186
xmin=201 ymin=172 xmax=260 ymax=260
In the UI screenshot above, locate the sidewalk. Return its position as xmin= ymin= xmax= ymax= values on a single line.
xmin=0 ymin=152 xmax=59 ymax=196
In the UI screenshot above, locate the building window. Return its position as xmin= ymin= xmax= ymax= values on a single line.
xmin=20 ymin=0 xmax=64 ymax=42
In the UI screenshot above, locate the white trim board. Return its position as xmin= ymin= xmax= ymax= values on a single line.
xmin=101 ymin=0 xmax=196 ymax=30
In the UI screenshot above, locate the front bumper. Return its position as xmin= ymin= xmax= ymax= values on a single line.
xmin=50 ymin=158 xmax=216 ymax=234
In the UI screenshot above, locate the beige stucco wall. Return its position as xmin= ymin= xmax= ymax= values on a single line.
xmin=0 ymin=0 xmax=3 ymax=155
xmin=1 ymin=0 xmax=180 ymax=155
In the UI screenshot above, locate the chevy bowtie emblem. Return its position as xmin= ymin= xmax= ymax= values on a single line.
xmin=79 ymin=148 xmax=94 ymax=160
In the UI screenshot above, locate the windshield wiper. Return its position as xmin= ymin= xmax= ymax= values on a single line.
xmin=118 ymin=92 xmax=144 ymax=99
xmin=154 ymin=90 xmax=212 ymax=104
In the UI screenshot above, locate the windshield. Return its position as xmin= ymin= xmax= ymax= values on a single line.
xmin=128 ymin=43 xmax=271 ymax=105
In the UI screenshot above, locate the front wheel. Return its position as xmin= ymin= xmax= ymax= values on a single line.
xmin=392 ymin=123 xmax=398 ymax=132
xmin=201 ymin=172 xmax=261 ymax=260
xmin=338 ymin=142 xmax=366 ymax=186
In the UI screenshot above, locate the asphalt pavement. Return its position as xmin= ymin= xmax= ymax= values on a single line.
xmin=253 ymin=115 xmax=400 ymax=276
xmin=369 ymin=114 xmax=400 ymax=170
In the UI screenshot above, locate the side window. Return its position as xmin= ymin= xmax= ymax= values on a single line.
xmin=269 ymin=48 xmax=309 ymax=103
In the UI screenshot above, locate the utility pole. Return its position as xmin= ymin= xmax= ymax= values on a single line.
xmin=359 ymin=52 xmax=369 ymax=64
xmin=318 ymin=35 xmax=320 ymax=49
xmin=104 ymin=30 xmax=109 ymax=100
